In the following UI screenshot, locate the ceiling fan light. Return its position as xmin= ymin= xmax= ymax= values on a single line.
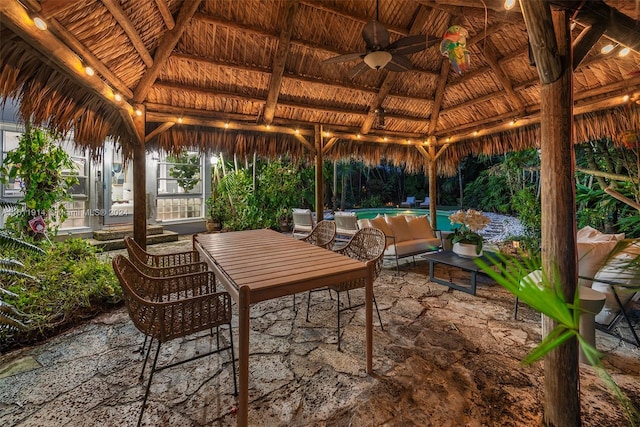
xmin=364 ymin=51 xmax=392 ymax=70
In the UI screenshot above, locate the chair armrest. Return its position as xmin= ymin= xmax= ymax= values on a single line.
xmin=578 ymin=275 xmax=640 ymax=290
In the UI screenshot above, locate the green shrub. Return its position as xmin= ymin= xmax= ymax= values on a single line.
xmin=0 ymin=238 xmax=120 ymax=350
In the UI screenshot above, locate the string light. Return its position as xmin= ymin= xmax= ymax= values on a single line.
xmin=177 ymin=116 xmax=183 ymax=123
xmin=266 ymin=124 xmax=271 ymax=130
xmin=356 ymin=134 xmax=361 ymax=139
xmin=601 ymin=44 xmax=614 ymax=54
xmin=619 ymin=47 xmax=630 ymax=57
xmin=504 ymin=0 xmax=516 ymax=10
xmin=135 ymin=109 xmax=142 ymax=117
xmin=295 ymin=129 xmax=300 ymax=134
xmin=473 ymin=131 xmax=479 ymax=136
xmin=623 ymin=95 xmax=630 ymax=102
xmin=224 ymin=122 xmax=229 ymax=129
xmin=114 ymin=93 xmax=122 ymax=102
xmin=85 ymin=66 xmax=95 ymax=76
xmin=33 ymin=16 xmax=47 ymax=31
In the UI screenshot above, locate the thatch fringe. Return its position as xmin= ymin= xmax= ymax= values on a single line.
xmin=147 ymin=125 xmax=313 ymax=165
xmin=0 ymin=41 xmax=125 ymax=159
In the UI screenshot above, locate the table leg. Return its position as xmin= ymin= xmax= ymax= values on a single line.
xmin=238 ymin=287 xmax=250 ymax=427
xmin=470 ymin=271 xmax=477 ymax=296
xmin=365 ymin=264 xmax=373 ymax=374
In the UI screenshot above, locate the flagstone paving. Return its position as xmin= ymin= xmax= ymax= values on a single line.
xmin=1 ymin=236 xmax=639 ymax=426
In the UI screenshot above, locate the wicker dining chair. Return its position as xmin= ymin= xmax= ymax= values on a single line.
xmin=299 ymin=220 xmax=337 ymax=250
xmin=124 ymin=235 xmax=201 ymax=268
xmin=112 ymin=255 xmax=237 ymax=427
xmin=306 ymin=227 xmax=386 ymax=350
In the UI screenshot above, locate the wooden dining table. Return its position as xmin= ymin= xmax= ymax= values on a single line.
xmin=193 ymin=229 xmax=374 ymax=426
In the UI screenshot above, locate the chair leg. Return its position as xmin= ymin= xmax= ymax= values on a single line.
xmin=140 ymin=336 xmax=154 ymax=380
xmin=513 ymin=296 xmax=519 ymax=320
xmin=228 ymin=321 xmax=238 ymax=396
xmin=373 ymin=294 xmax=384 ymax=331
xmin=138 ymin=341 xmax=161 ymax=427
xmin=612 ymin=287 xmax=640 ymax=347
xmin=395 ymin=255 xmax=400 ymax=274
xmin=306 ymin=291 xmax=312 ymax=322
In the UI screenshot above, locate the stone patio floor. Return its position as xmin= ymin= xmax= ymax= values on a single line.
xmin=1 ymin=236 xmax=639 ymax=426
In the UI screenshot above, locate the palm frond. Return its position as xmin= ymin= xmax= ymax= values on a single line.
xmin=0 ymin=301 xmax=27 ymax=331
xmin=0 ymin=258 xmax=24 ymax=268
xmin=0 ymin=232 xmax=45 ymax=254
xmin=0 ymin=268 xmax=37 ymax=280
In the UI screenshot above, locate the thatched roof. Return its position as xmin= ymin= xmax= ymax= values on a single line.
xmin=1 ymin=0 xmax=639 ymax=176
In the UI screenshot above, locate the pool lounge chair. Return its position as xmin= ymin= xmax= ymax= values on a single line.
xmin=292 ymin=208 xmax=314 ymax=237
xmin=419 ymin=197 xmax=430 ymax=208
xmin=400 ymin=196 xmax=416 ymax=208
xmin=334 ymin=211 xmax=359 ymax=242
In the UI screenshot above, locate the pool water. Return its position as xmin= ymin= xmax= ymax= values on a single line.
xmin=348 ymin=208 xmax=454 ymax=231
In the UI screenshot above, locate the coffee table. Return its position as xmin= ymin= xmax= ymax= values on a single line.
xmin=422 ymin=250 xmax=502 ymax=295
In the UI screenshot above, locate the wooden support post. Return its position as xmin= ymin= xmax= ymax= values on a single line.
xmin=428 ymin=143 xmax=437 ymax=229
xmin=539 ymin=8 xmax=581 ymax=427
xmin=314 ymin=125 xmax=324 ymax=223
xmin=132 ymin=105 xmax=147 ymax=250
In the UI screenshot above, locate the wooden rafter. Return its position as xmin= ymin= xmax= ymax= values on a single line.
xmin=101 ymin=0 xmax=153 ymax=67
xmin=193 ymin=12 xmax=441 ymax=78
xmin=482 ymin=39 xmax=525 ymax=113
xmin=572 ymin=22 xmax=607 ymax=69
xmin=322 ymin=137 xmax=338 ymax=153
xmin=39 ymin=0 xmax=77 ymax=18
xmin=133 ymin=0 xmax=201 ymax=103
xmin=428 ymin=54 xmax=450 ymax=135
xmin=520 ymin=0 xmax=562 ymax=84
xmin=0 ymin=0 xmax=138 ymax=139
xmin=295 ymin=133 xmax=316 ymax=154
xmin=360 ymin=5 xmax=431 ymax=135
xmin=47 ymin=18 xmax=133 ymax=99
xmin=145 ymin=121 xmax=175 ymax=143
xmin=154 ymin=0 xmax=175 ymax=30
xmin=263 ymin=0 xmax=299 ymax=125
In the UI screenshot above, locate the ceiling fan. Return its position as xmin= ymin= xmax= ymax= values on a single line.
xmin=323 ymin=1 xmax=434 ymax=79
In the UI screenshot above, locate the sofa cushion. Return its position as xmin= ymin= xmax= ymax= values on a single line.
xmin=406 ymin=215 xmax=436 ymax=240
xmin=357 ymin=218 xmax=372 ymax=229
xmin=577 ymin=227 xmax=625 ymax=287
xmin=369 ymin=215 xmax=393 ymax=238
xmin=592 ymin=239 xmax=640 ymax=325
xmin=385 ymin=214 xmax=413 ymax=242
xmin=384 ymin=238 xmax=441 ymax=257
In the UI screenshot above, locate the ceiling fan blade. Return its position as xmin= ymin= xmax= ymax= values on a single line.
xmin=385 ymin=55 xmax=413 ymax=72
xmin=362 ymin=20 xmax=390 ymax=50
xmin=347 ymin=61 xmax=370 ymax=79
xmin=323 ymin=52 xmax=366 ymax=64
xmin=388 ymin=35 xmax=428 ymax=56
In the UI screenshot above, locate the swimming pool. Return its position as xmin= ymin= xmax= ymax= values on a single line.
xmin=348 ymin=208 xmax=454 ymax=231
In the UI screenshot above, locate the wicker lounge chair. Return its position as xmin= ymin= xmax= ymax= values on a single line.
xmin=300 ymin=220 xmax=337 ymax=250
xmin=124 ymin=235 xmax=201 ymax=268
xmin=112 ymin=255 xmax=236 ymax=427
xmin=306 ymin=227 xmax=385 ymax=350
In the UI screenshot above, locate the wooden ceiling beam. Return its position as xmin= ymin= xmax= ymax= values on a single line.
xmin=193 ymin=13 xmax=440 ymax=78
xmin=0 ymin=1 xmax=138 ymax=139
xmin=428 ymin=39 xmax=452 ymax=134
xmin=482 ymin=39 xmax=525 ymax=113
xmin=572 ymin=22 xmax=607 ymax=69
xmin=299 ymin=0 xmax=409 ymax=36
xmin=154 ymin=0 xmax=175 ymax=30
xmin=360 ymin=5 xmax=431 ymax=134
xmin=170 ymin=53 xmax=435 ymax=104
xmin=519 ymin=0 xmax=562 ymax=84
xmin=133 ymin=0 xmax=201 ymax=103
xmin=263 ymin=0 xmax=299 ymax=125
xmin=47 ymin=18 xmax=134 ymax=99
xmin=576 ymin=1 xmax=640 ymax=52
xmin=145 ymin=121 xmax=175 ymax=143
xmin=100 ymin=0 xmax=153 ymax=67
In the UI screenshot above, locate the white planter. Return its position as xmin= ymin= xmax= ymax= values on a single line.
xmin=452 ymin=242 xmax=483 ymax=258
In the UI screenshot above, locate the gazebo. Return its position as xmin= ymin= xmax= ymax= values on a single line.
xmin=1 ymin=1 xmax=639 ymax=426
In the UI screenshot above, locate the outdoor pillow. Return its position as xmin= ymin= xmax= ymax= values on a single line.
xmin=369 ymin=215 xmax=393 ymax=238
xmin=592 ymin=239 xmax=640 ymax=325
xmin=577 ymin=227 xmax=625 ymax=287
xmin=406 ymin=215 xmax=435 ymax=240
xmin=357 ymin=219 xmax=372 ymax=229
xmin=384 ymin=214 xmax=413 ymax=242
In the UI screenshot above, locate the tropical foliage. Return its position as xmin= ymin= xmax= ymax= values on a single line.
xmin=0 ymin=126 xmax=78 ymax=236
xmin=168 ymin=151 xmax=201 ymax=192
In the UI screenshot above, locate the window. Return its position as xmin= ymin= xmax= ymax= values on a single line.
xmin=1 ymin=130 xmax=22 ymax=198
xmin=156 ymin=151 xmax=204 ymax=221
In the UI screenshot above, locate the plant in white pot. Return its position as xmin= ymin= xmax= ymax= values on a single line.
xmin=447 ymin=209 xmax=490 ymax=258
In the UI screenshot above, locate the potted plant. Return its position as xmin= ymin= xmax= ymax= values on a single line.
xmin=205 ymin=194 xmax=224 ymax=232
xmin=447 ymin=209 xmax=490 ymax=257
